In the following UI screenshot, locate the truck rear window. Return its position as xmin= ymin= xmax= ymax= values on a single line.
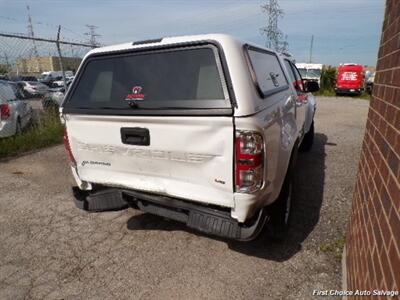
xmin=64 ymin=47 xmax=231 ymax=112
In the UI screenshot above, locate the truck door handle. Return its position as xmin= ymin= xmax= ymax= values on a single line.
xmin=121 ymin=127 xmax=150 ymax=146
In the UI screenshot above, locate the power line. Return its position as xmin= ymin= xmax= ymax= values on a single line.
xmin=0 ymin=14 xmax=89 ymax=41
xmin=26 ymin=5 xmax=39 ymax=58
xmin=0 ymin=32 xmax=96 ymax=47
xmin=84 ymin=24 xmax=101 ymax=47
xmin=260 ymin=0 xmax=288 ymax=53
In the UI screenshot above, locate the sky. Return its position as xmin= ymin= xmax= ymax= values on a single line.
xmin=0 ymin=0 xmax=385 ymax=66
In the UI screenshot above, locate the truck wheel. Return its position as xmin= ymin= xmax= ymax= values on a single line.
xmin=299 ymin=121 xmax=314 ymax=152
xmin=265 ymin=164 xmax=294 ymax=240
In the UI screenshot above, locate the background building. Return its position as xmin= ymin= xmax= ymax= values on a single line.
xmin=16 ymin=56 xmax=81 ymax=75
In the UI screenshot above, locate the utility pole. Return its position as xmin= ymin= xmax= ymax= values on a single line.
xmin=309 ymin=35 xmax=314 ymax=63
xmin=84 ymin=25 xmax=101 ymax=47
xmin=56 ymin=25 xmax=67 ymax=90
xmin=260 ymin=0 xmax=288 ymax=53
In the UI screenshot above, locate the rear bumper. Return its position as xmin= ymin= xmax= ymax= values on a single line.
xmin=72 ymin=186 xmax=268 ymax=241
xmin=334 ymin=87 xmax=362 ymax=95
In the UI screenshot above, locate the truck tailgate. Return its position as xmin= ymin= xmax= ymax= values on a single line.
xmin=67 ymin=114 xmax=234 ymax=207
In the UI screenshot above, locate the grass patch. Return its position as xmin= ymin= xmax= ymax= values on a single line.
xmin=0 ymin=112 xmax=64 ymax=159
xmin=314 ymin=67 xmax=372 ymax=100
xmin=315 ymin=88 xmax=372 ymax=100
xmin=357 ymin=92 xmax=372 ymax=100
xmin=315 ymin=88 xmax=336 ymax=97
xmin=320 ymin=236 xmax=346 ymax=261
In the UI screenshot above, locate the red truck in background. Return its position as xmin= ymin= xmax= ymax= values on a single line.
xmin=335 ymin=63 xmax=365 ymax=95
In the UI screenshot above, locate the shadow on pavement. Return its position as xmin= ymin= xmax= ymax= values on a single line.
xmin=127 ymin=133 xmax=328 ymax=261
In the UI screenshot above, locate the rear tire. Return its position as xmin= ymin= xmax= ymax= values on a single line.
xmin=265 ymin=163 xmax=294 ymax=240
xmin=299 ymin=121 xmax=314 ymax=152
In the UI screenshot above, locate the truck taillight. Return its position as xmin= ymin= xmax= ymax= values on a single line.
xmin=63 ymin=128 xmax=76 ymax=166
xmin=235 ymin=130 xmax=264 ymax=193
xmin=0 ymin=104 xmax=10 ymax=120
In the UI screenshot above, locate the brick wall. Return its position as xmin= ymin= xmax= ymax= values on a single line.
xmin=345 ymin=0 xmax=400 ymax=293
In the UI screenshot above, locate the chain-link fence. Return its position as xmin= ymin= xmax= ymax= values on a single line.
xmin=0 ymin=30 xmax=96 ymax=109
xmin=0 ymin=31 xmax=96 ymax=143
xmin=0 ymin=31 xmax=94 ymax=81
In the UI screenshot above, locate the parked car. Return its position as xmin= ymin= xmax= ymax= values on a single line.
xmin=50 ymin=80 xmax=64 ymax=88
xmin=61 ymin=34 xmax=319 ymax=241
xmin=366 ymin=72 xmax=375 ymax=94
xmin=8 ymin=82 xmax=29 ymax=99
xmin=296 ymin=63 xmax=323 ymax=85
xmin=335 ymin=63 xmax=365 ymax=95
xmin=39 ymin=71 xmax=63 ymax=83
xmin=19 ymin=81 xmax=49 ymax=97
xmin=39 ymin=71 xmax=74 ymax=86
xmin=51 ymin=76 xmax=74 ymax=88
xmin=0 ymin=80 xmax=33 ymax=138
xmin=39 ymin=73 xmax=61 ymax=87
xmin=42 ymin=82 xmax=71 ymax=110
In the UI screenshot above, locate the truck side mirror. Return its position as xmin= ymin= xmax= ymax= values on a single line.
xmin=304 ymin=80 xmax=319 ymax=93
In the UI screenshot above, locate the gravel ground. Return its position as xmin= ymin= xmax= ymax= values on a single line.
xmin=0 ymin=96 xmax=369 ymax=299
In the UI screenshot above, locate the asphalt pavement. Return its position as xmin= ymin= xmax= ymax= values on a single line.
xmin=0 ymin=96 xmax=370 ymax=299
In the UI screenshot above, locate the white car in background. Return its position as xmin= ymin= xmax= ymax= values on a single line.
xmin=42 ymin=83 xmax=71 ymax=111
xmin=366 ymin=72 xmax=375 ymax=94
xmin=0 ymin=80 xmax=33 ymax=138
xmin=50 ymin=80 xmax=64 ymax=88
xmin=19 ymin=81 xmax=49 ymax=97
xmin=296 ymin=63 xmax=323 ymax=85
xmin=51 ymin=76 xmax=74 ymax=88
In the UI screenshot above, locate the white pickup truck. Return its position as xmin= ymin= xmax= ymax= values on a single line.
xmin=61 ymin=34 xmax=318 ymax=241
